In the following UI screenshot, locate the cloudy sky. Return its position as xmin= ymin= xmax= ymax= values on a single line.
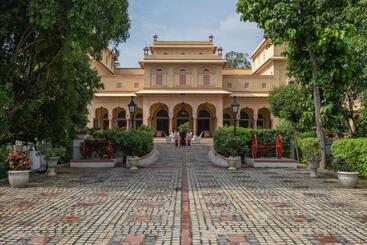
xmin=117 ymin=0 xmax=264 ymax=67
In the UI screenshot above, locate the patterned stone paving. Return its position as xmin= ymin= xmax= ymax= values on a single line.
xmin=0 ymin=144 xmax=367 ymax=244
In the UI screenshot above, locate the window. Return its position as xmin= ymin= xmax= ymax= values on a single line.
xmin=227 ymin=82 xmax=232 ymax=88
xmin=202 ymin=68 xmax=211 ymax=86
xmin=203 ymin=74 xmax=210 ymax=85
xmin=152 ymin=67 xmax=166 ymax=86
xmin=116 ymin=82 xmax=122 ymax=88
xmin=179 ymin=74 xmax=186 ymax=86
xmin=156 ymin=74 xmax=163 ymax=85
xmin=134 ymin=82 xmax=139 ymax=88
xmin=244 ymin=82 xmax=249 ymax=88
xmin=261 ymin=82 xmax=267 ymax=89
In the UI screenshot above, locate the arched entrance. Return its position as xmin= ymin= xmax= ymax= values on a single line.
xmin=197 ymin=103 xmax=216 ymax=136
xmin=135 ymin=108 xmax=143 ymax=128
xmin=156 ymin=110 xmax=169 ymax=135
xmin=197 ymin=109 xmax=210 ymax=134
xmin=239 ymin=108 xmax=254 ymax=128
xmin=95 ymin=107 xmax=109 ymax=129
xmin=223 ymin=108 xmax=233 ymax=126
xmin=257 ymin=108 xmax=271 ymax=128
xmin=173 ymin=103 xmax=193 ymax=131
xmin=150 ymin=103 xmax=169 ymax=136
xmin=112 ymin=107 xmax=127 ymax=128
xmin=177 ymin=109 xmax=190 ymax=126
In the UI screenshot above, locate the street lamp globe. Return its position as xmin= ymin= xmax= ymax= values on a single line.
xmin=128 ymin=96 xmax=136 ymax=114
xmin=231 ymin=96 xmax=239 ymax=114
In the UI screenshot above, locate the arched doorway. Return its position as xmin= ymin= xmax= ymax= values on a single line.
xmin=197 ymin=103 xmax=216 ymax=137
xmin=257 ymin=108 xmax=271 ymax=128
xmin=95 ymin=107 xmax=109 ymax=129
xmin=177 ymin=109 xmax=190 ymax=126
xmin=223 ymin=108 xmax=233 ymax=126
xmin=173 ymin=103 xmax=193 ymax=130
xmin=239 ymin=108 xmax=254 ymax=128
xmin=156 ymin=110 xmax=169 ymax=135
xmin=239 ymin=111 xmax=249 ymax=128
xmin=150 ymin=103 xmax=169 ymax=136
xmin=197 ymin=109 xmax=210 ymax=136
xmin=135 ymin=113 xmax=143 ymax=128
xmin=112 ymin=107 xmax=127 ymax=128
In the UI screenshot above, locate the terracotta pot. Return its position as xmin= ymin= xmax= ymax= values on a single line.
xmin=47 ymin=157 xmax=59 ymax=176
xmin=8 ymin=170 xmax=30 ymax=188
xmin=227 ymin=157 xmax=237 ymax=170
xmin=337 ymin=171 xmax=359 ymax=188
xmin=127 ymin=156 xmax=139 ymax=170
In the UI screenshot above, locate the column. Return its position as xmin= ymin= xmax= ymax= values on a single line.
xmin=142 ymin=99 xmax=150 ymax=128
xmin=236 ymin=112 xmax=240 ymax=127
xmin=216 ymin=99 xmax=223 ymax=128
xmin=108 ymin=112 xmax=112 ymax=129
xmin=253 ymin=109 xmax=258 ymax=129
xmin=193 ymin=117 xmax=197 ymax=136
xmin=126 ymin=114 xmax=130 ymax=130
xmin=169 ymin=117 xmax=173 ymax=133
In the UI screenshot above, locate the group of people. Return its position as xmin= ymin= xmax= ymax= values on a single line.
xmin=169 ymin=131 xmax=193 ymax=146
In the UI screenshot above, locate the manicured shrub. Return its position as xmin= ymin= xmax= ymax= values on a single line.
xmin=331 ymin=138 xmax=367 ymax=177
xmin=297 ymin=137 xmax=320 ymax=164
xmin=89 ymin=127 xmax=154 ymax=157
xmin=213 ymin=126 xmax=292 ymax=158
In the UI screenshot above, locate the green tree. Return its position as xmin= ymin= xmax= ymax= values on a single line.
xmin=0 ymin=0 xmax=130 ymax=144
xmin=269 ymin=84 xmax=313 ymax=160
xmin=225 ymin=51 xmax=251 ymax=69
xmin=237 ymin=0 xmax=356 ymax=168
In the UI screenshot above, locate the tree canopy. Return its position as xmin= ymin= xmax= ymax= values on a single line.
xmin=224 ymin=51 xmax=251 ymax=69
xmin=0 ymin=0 xmax=130 ymax=144
xmin=237 ymin=0 xmax=366 ymax=168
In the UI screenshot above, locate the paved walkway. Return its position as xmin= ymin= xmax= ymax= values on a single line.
xmin=0 ymin=145 xmax=367 ymax=244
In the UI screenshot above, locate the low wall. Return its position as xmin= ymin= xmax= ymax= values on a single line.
xmin=208 ymin=149 xmax=241 ymax=168
xmin=138 ymin=146 xmax=159 ymax=167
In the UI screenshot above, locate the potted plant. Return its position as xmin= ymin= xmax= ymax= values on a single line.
xmin=332 ymin=155 xmax=359 ymax=188
xmin=177 ymin=122 xmax=191 ymax=146
xmin=127 ymin=156 xmax=139 ymax=170
xmin=298 ymin=138 xmax=320 ymax=177
xmin=38 ymin=141 xmax=66 ymax=176
xmin=6 ymin=151 xmax=32 ymax=187
xmin=226 ymin=136 xmax=246 ymax=170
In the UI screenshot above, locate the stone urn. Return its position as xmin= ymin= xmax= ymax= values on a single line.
xmin=337 ymin=171 xmax=359 ymax=188
xmin=308 ymin=156 xmax=320 ymax=178
xmin=127 ymin=156 xmax=139 ymax=170
xmin=227 ymin=157 xmax=237 ymax=170
xmin=47 ymin=157 xmax=59 ymax=176
xmin=8 ymin=170 xmax=30 ymax=188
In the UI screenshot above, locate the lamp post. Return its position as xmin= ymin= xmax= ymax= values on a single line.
xmin=128 ymin=96 xmax=137 ymax=130
xmin=231 ymin=96 xmax=239 ymax=135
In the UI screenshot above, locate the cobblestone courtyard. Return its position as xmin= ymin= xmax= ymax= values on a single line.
xmin=1 ymin=144 xmax=367 ymax=244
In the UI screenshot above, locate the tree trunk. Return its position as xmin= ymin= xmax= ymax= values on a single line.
xmin=292 ymin=125 xmax=300 ymax=162
xmin=308 ymin=49 xmax=327 ymax=169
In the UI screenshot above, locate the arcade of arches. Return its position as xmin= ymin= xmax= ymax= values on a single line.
xmin=92 ymin=99 xmax=273 ymax=137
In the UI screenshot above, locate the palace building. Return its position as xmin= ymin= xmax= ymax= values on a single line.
xmin=87 ymin=35 xmax=289 ymax=137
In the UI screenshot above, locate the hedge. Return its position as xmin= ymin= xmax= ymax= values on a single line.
xmin=213 ymin=126 xmax=292 ymax=158
xmin=90 ymin=127 xmax=154 ymax=157
xmin=331 ymin=138 xmax=367 ymax=177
